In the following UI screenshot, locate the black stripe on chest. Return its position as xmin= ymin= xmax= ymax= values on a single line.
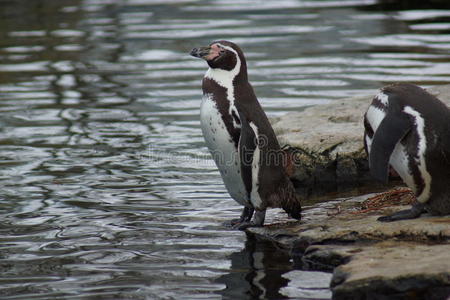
xmin=203 ymin=77 xmax=240 ymax=147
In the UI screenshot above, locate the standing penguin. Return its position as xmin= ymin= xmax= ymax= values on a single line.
xmin=190 ymin=40 xmax=301 ymax=228
xmin=364 ymin=83 xmax=450 ymax=222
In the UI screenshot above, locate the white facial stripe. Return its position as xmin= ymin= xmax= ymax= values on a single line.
xmin=216 ymin=43 xmax=237 ymax=54
xmin=249 ymin=122 xmax=263 ymax=209
xmin=403 ymin=106 xmax=432 ymax=203
xmin=204 ymin=43 xmax=242 ymax=130
xmin=205 ymin=44 xmax=241 ymax=97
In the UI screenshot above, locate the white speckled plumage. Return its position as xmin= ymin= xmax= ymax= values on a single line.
xmin=200 ymin=93 xmax=249 ymax=206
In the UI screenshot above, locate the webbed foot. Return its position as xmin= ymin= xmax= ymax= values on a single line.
xmin=233 ymin=221 xmax=263 ymax=230
xmin=378 ymin=203 xmax=425 ymax=222
xmin=233 ymin=210 xmax=266 ymax=230
xmin=222 ymin=218 xmax=242 ymax=228
xmin=222 ymin=207 xmax=254 ymax=228
xmin=224 ymin=208 xmax=266 ymax=230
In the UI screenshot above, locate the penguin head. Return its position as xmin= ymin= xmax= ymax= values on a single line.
xmin=287 ymin=204 xmax=302 ymax=220
xmin=190 ymin=40 xmax=246 ymax=72
xmin=282 ymin=196 xmax=302 ymax=220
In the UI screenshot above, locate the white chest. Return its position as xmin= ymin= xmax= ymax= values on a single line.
xmin=200 ymin=94 xmax=249 ymax=206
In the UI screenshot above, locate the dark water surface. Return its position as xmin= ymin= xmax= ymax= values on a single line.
xmin=1 ymin=0 xmax=450 ymax=299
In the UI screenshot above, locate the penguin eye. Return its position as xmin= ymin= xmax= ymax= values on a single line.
xmin=219 ymin=49 xmax=225 ymax=55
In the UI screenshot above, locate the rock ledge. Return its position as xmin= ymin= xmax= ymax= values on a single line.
xmin=247 ymin=194 xmax=450 ymax=299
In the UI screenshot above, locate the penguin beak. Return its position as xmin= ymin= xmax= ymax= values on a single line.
xmin=190 ymin=46 xmax=212 ymax=59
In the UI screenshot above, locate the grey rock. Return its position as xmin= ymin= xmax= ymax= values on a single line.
xmin=331 ymin=242 xmax=450 ymax=300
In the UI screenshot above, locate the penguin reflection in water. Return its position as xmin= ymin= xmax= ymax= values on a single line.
xmin=364 ymin=83 xmax=450 ymax=222
xmin=190 ymin=41 xmax=301 ymax=229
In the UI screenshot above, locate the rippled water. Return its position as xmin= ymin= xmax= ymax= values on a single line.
xmin=1 ymin=0 xmax=450 ymax=299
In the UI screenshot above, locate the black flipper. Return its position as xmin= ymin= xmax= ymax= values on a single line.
xmin=378 ymin=202 xmax=425 ymax=222
xmin=369 ymin=111 xmax=412 ymax=183
xmin=237 ymin=112 xmax=256 ymax=198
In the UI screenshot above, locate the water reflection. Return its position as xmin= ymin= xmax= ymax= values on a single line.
xmin=1 ymin=0 xmax=450 ymax=299
xmin=216 ymin=236 xmax=291 ymax=299
xmin=217 ymin=236 xmax=332 ymax=300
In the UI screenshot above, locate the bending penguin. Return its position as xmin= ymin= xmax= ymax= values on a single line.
xmin=190 ymin=40 xmax=301 ymax=229
xmin=364 ymin=83 xmax=450 ymax=222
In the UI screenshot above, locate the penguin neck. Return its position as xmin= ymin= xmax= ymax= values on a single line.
xmin=205 ymin=55 xmax=248 ymax=103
